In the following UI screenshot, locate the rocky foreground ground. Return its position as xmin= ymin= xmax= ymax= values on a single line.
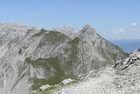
xmin=50 ymin=66 xmax=140 ymax=94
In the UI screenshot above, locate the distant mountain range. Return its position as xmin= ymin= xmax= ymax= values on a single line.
xmin=53 ymin=26 xmax=140 ymax=54
xmin=0 ymin=22 xmax=128 ymax=94
xmin=53 ymin=26 xmax=79 ymax=35
xmin=109 ymin=39 xmax=140 ymax=53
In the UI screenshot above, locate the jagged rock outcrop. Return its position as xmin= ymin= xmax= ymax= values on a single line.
xmin=0 ymin=23 xmax=128 ymax=94
xmin=114 ymin=48 xmax=140 ymax=70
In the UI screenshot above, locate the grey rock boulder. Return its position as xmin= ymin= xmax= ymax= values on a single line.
xmin=39 ymin=84 xmax=50 ymax=91
xmin=61 ymin=78 xmax=73 ymax=85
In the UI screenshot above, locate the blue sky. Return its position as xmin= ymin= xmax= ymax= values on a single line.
xmin=0 ymin=0 xmax=140 ymax=40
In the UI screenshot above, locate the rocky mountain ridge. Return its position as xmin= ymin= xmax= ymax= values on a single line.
xmin=0 ymin=22 xmax=128 ymax=94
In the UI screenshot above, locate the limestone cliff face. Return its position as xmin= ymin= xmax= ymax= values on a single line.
xmin=0 ymin=23 xmax=128 ymax=94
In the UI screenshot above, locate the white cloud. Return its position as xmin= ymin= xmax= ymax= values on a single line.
xmin=118 ymin=28 xmax=126 ymax=33
xmin=132 ymin=29 xmax=139 ymax=31
xmin=110 ymin=28 xmax=118 ymax=34
xmin=131 ymin=23 xmax=137 ymax=25
xmin=109 ymin=28 xmax=126 ymax=34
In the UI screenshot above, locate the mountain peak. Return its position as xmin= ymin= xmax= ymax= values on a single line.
xmin=80 ymin=24 xmax=95 ymax=33
xmin=75 ymin=24 xmax=97 ymax=45
xmin=83 ymin=24 xmax=92 ymax=28
xmin=70 ymin=24 xmax=97 ymax=45
xmin=53 ymin=26 xmax=79 ymax=35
